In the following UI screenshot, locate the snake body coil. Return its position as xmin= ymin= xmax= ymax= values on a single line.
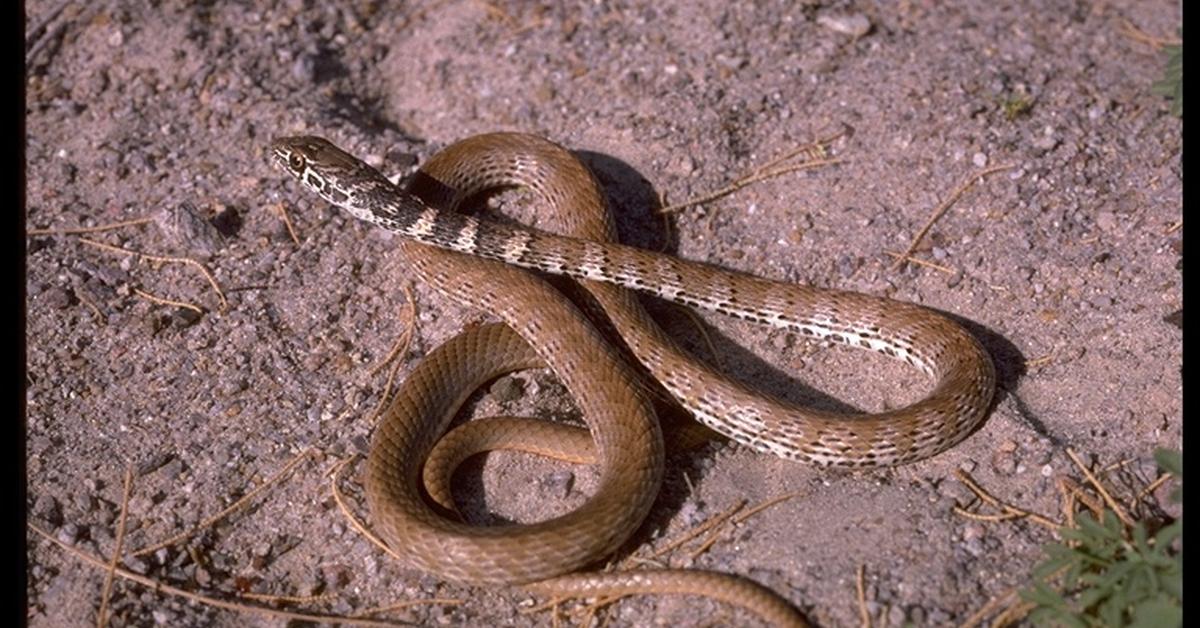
xmin=270 ymin=132 xmax=996 ymax=624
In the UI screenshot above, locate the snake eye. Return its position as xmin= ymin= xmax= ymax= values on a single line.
xmin=288 ymin=153 xmax=305 ymax=171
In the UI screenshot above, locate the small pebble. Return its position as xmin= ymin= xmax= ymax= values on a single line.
xmin=1032 ymin=134 xmax=1060 ymax=152
xmin=56 ymin=523 xmax=82 ymax=545
xmin=836 ymin=254 xmax=859 ymax=278
xmin=154 ymin=202 xmax=223 ymax=257
xmin=291 ymin=53 xmax=318 ymax=83
xmin=668 ymin=154 xmax=696 ymax=178
xmin=991 ymin=450 xmax=1018 ymax=475
xmin=539 ymin=470 xmax=575 ymax=499
xmin=817 ymin=13 xmax=871 ymax=37
xmin=123 ymin=556 xmax=150 ymax=575
xmin=43 ymin=286 xmax=74 ymax=309
xmin=1095 ymin=211 xmax=1119 ymax=233
xmin=677 ymin=500 xmax=706 ymax=527
xmin=489 ymin=376 xmax=525 ymax=403
xmin=171 ymin=308 xmax=203 ymax=328
xmin=34 ymin=494 xmax=62 ymax=526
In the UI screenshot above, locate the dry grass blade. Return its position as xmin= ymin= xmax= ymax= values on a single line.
xmin=1065 ymin=448 xmax=1134 ymax=528
xmin=733 ymin=491 xmax=806 ymax=524
xmin=272 ymin=202 xmax=302 ymax=245
xmin=659 ymin=159 xmax=842 ymax=214
xmin=856 ymin=564 xmax=870 ymax=628
xmin=131 ymin=449 xmax=314 ymax=557
xmin=329 ymin=455 xmax=402 ymax=559
xmin=78 ymin=237 xmax=229 ymax=310
xmin=76 ymin=289 xmax=107 ymax=322
xmin=1136 ymin=473 xmax=1173 ymax=502
xmin=369 ymin=283 xmax=419 ymax=377
xmin=650 ymin=499 xmax=746 ymax=559
xmin=1057 ymin=476 xmax=1106 ymax=519
xmin=97 ymin=465 xmax=134 ymax=628
xmin=882 ymin=251 xmax=955 ymax=274
xmin=889 ymin=163 xmax=1015 ymax=271
xmin=1117 ymin=18 xmax=1182 ymax=49
xmin=675 ymin=306 xmax=721 ymax=365
xmin=369 ymin=283 xmax=419 ymax=423
xmin=953 ymin=470 xmax=1060 ymax=530
xmin=27 ymin=216 xmax=154 ymax=236
xmin=133 ymin=288 xmax=205 ymax=314
xmin=659 ymin=128 xmax=848 ymax=214
xmin=239 ymin=591 xmax=339 ymax=605
xmin=353 ymin=598 xmax=465 ymax=619
xmin=1024 ymin=354 xmax=1054 ymax=369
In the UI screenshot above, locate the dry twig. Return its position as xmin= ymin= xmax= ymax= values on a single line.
xmin=882 ymin=251 xmax=955 ymax=274
xmin=78 ymin=237 xmax=229 ymax=310
xmin=329 ymin=455 xmax=402 ymax=559
xmin=856 ymin=564 xmax=870 ymax=628
xmin=272 ymin=203 xmax=302 ymax=245
xmin=953 ymin=470 xmax=1060 ymax=530
xmin=651 ymin=499 xmax=746 ymax=559
xmin=29 ymin=524 xmax=407 ymax=627
xmin=27 ymin=216 xmax=154 ymax=236
xmin=889 ymin=163 xmax=1015 ymax=271
xmin=97 ymin=465 xmax=134 ymax=628
xmin=1065 ymin=448 xmax=1134 ymax=528
xmin=132 ymin=449 xmax=315 ymax=557
xmin=133 ymin=288 xmax=205 ymax=314
xmin=659 ymin=129 xmax=848 ymax=214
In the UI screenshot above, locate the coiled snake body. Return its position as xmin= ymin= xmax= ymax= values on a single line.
xmin=271 ymin=133 xmax=995 ymax=625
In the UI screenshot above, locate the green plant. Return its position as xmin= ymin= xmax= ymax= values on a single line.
xmin=1150 ymin=39 xmax=1182 ymax=117
xmin=1002 ymin=95 xmax=1034 ymax=121
xmin=1021 ymin=449 xmax=1182 ymax=628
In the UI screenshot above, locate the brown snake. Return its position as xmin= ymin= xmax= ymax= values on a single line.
xmin=270 ymin=132 xmax=996 ymax=625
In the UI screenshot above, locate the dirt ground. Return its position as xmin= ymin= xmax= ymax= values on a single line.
xmin=24 ymin=1 xmax=1182 ymax=626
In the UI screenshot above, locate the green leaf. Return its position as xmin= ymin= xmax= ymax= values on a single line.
xmin=1154 ymin=448 xmax=1182 ymax=478
xmin=1130 ymin=594 xmax=1182 ymax=628
xmin=1155 ymin=519 xmax=1181 ymax=547
xmin=1160 ymin=555 xmax=1182 ymax=599
xmin=1154 ymin=448 xmax=1183 ymax=502
xmin=1149 ymin=43 xmax=1183 ymax=118
xmin=1022 ymin=581 xmax=1069 ymax=608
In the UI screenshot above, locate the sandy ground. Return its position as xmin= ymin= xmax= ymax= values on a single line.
xmin=25 ymin=1 xmax=1181 ymax=626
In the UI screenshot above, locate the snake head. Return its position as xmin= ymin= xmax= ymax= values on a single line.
xmin=270 ymin=135 xmax=395 ymax=214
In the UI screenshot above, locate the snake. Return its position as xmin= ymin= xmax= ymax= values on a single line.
xmin=270 ymin=132 xmax=996 ymax=625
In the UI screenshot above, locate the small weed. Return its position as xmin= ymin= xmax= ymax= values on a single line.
xmin=1150 ymin=39 xmax=1182 ymax=117
xmin=1002 ymin=95 xmax=1034 ymax=121
xmin=1021 ymin=449 xmax=1181 ymax=628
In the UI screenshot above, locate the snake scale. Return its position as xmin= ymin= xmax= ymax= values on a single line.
xmin=270 ymin=132 xmax=996 ymax=625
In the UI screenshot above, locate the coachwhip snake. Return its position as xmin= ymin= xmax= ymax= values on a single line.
xmin=270 ymin=132 xmax=995 ymax=625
